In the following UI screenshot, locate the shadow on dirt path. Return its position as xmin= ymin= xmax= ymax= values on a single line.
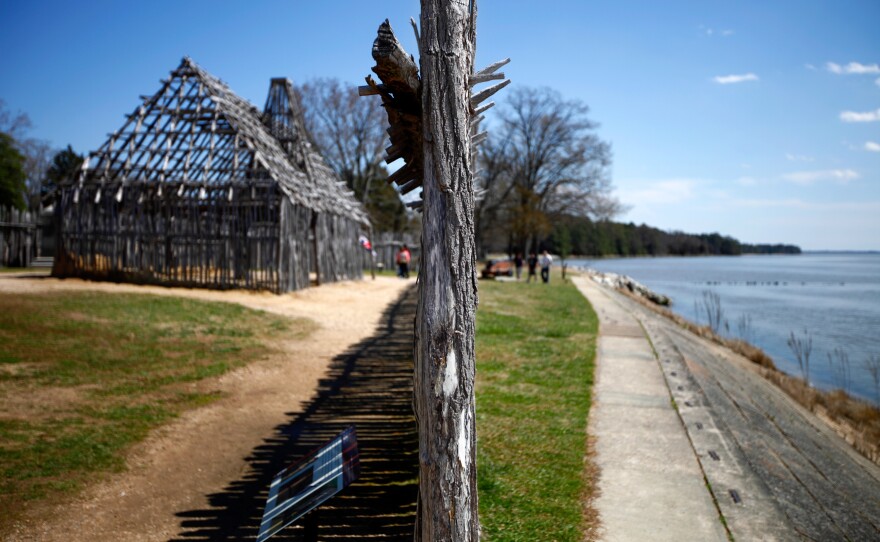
xmin=171 ymin=286 xmax=419 ymax=541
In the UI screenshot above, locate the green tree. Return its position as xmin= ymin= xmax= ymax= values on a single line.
xmin=43 ymin=145 xmax=83 ymax=203
xmin=363 ymin=168 xmax=411 ymax=233
xmin=0 ymin=132 xmax=27 ymax=210
xmin=1 ymin=100 xmax=51 ymax=210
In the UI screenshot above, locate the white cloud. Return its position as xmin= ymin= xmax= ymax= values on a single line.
xmin=732 ymin=197 xmax=811 ymax=209
xmin=785 ymin=153 xmax=814 ymax=162
xmin=732 ymin=198 xmax=880 ymax=213
xmin=840 ymin=108 xmax=880 ymax=122
xmin=617 ymin=179 xmax=698 ymax=206
xmin=805 ymin=63 xmax=818 ymax=71
xmin=826 ymin=61 xmax=880 ymax=75
xmin=700 ymin=26 xmax=734 ymax=38
xmin=866 ymin=141 xmax=880 ymax=152
xmin=736 ymin=176 xmax=757 ymax=186
xmin=782 ymin=169 xmax=860 ymax=184
xmin=713 ymin=73 xmax=759 ymax=84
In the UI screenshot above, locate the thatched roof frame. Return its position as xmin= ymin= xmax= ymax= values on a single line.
xmin=73 ymin=57 xmax=368 ymax=224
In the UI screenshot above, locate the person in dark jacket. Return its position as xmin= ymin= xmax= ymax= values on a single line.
xmin=526 ymin=252 xmax=538 ymax=283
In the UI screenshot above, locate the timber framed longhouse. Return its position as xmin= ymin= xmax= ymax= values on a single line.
xmin=53 ymin=57 xmax=369 ymax=293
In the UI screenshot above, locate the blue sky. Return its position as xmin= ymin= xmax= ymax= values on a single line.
xmin=1 ymin=0 xmax=878 ymax=250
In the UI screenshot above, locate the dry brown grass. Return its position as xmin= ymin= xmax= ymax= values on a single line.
xmin=618 ymin=287 xmax=880 ymax=465
xmin=581 ymin=434 xmax=602 ymax=542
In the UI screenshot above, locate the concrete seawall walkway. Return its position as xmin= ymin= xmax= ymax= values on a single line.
xmin=574 ymin=275 xmax=880 ymax=541
xmin=573 ymin=277 xmax=728 ymax=541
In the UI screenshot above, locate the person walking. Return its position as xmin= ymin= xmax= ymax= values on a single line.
xmin=514 ymin=253 xmax=524 ymax=280
xmin=540 ymin=250 xmax=553 ymax=283
xmin=396 ymin=244 xmax=411 ymax=278
xmin=526 ymin=252 xmax=538 ymax=283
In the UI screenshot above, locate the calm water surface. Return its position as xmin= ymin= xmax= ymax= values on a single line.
xmin=571 ymin=253 xmax=880 ymax=404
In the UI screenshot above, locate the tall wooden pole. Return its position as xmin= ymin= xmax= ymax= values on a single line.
xmin=414 ymin=1 xmax=480 ymax=540
xmin=362 ymin=2 xmax=508 ymax=538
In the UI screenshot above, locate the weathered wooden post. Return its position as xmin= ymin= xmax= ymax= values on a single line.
xmin=361 ymin=1 xmax=508 ymax=539
xmin=413 ymin=3 xmax=480 ymax=539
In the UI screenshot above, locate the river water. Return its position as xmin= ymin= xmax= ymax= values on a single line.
xmin=570 ymin=253 xmax=880 ymax=405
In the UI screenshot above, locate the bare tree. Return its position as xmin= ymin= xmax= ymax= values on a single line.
xmin=864 ymin=354 xmax=880 ymax=404
xmin=827 ymin=347 xmax=851 ymax=392
xmin=21 ymin=139 xmax=52 ymax=208
xmin=735 ymin=313 xmax=755 ymax=343
xmin=297 ymin=78 xmax=415 ymax=233
xmin=481 ymin=86 xmax=621 ymax=252
xmin=787 ymin=329 xmax=813 ymax=384
xmin=0 ymin=98 xmax=32 ymax=138
xmin=474 ymin=134 xmax=515 ymax=256
xmin=696 ymin=290 xmax=724 ymax=334
xmin=296 ymin=78 xmax=388 ymax=202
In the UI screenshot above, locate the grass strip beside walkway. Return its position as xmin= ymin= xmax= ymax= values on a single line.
xmin=476 ymin=276 xmax=597 ymax=541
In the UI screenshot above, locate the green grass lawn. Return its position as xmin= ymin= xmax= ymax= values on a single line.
xmin=476 ymin=273 xmax=598 ymax=541
xmin=0 ymin=267 xmax=50 ymax=274
xmin=0 ymin=291 xmax=310 ymax=525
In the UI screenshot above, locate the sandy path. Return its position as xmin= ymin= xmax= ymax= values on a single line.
xmin=0 ymin=274 xmax=411 ymax=541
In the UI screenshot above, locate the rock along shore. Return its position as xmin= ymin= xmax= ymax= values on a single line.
xmin=583 ymin=268 xmax=671 ymax=306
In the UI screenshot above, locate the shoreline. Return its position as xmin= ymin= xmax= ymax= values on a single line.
xmin=575 ymin=254 xmax=880 ymax=403
xmin=578 ymin=267 xmax=880 ymax=466
xmin=581 ymin=276 xmax=880 ymax=540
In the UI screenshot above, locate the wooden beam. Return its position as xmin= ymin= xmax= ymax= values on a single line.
xmin=470 ymin=79 xmax=511 ymax=109
xmin=398 ymin=175 xmax=422 ymax=195
xmin=387 ymin=163 xmax=418 ymax=186
xmin=473 ymin=101 xmax=495 ymax=116
xmin=358 ymin=84 xmax=387 ymax=96
xmin=468 ymin=72 xmax=505 ymax=87
xmin=474 ymin=57 xmax=510 ymax=77
xmin=471 ymin=131 xmax=488 ymax=146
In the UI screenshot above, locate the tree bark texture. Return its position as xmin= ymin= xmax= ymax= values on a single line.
xmin=414 ymin=1 xmax=480 ymax=541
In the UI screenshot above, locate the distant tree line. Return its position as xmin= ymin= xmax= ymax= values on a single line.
xmin=739 ymin=243 xmax=801 ymax=255
xmin=511 ymin=215 xmax=802 ymax=257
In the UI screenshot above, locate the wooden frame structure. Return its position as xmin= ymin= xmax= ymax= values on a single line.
xmin=53 ymin=58 xmax=369 ymax=292
xmin=0 ymin=207 xmax=38 ymax=267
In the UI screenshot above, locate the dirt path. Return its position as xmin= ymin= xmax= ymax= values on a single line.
xmin=0 ymin=274 xmax=412 ymax=542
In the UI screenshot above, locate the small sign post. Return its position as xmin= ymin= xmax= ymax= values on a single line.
xmin=256 ymin=426 xmax=360 ymax=542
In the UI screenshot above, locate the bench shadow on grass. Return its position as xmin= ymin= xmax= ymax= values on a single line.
xmin=171 ymin=286 xmax=419 ymax=541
